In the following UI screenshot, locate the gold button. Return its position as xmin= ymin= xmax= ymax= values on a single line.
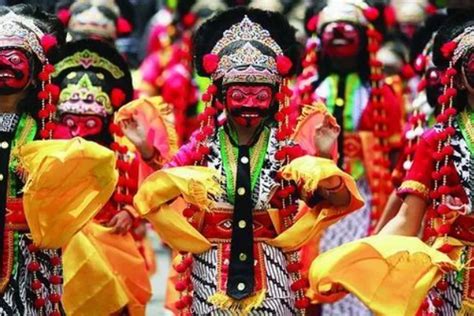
xmin=237 ymin=282 xmax=246 ymax=291
xmin=1 ymin=142 xmax=8 ymax=149
xmin=240 ymin=156 xmax=249 ymax=164
xmin=239 ymin=253 xmax=247 ymax=261
xmin=0 ymin=174 xmax=4 ymax=181
xmin=238 ymin=220 xmax=246 ymax=229
xmin=335 ymin=98 xmax=344 ymax=107
xmin=237 ymin=187 xmax=246 ymax=196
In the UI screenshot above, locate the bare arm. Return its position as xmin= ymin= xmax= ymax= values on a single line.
xmin=379 ymin=194 xmax=426 ymax=236
xmin=373 ymin=190 xmax=403 ymax=234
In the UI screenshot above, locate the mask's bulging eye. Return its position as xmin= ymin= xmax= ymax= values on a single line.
xmin=257 ymin=91 xmax=269 ymax=101
xmin=85 ymin=94 xmax=94 ymax=103
xmin=231 ymin=91 xmax=244 ymax=102
xmin=9 ymin=54 xmax=20 ymax=65
xmin=344 ymin=24 xmax=354 ymax=32
xmin=86 ymin=119 xmax=97 ymax=128
xmin=71 ymin=93 xmax=80 ymax=102
xmin=65 ymin=118 xmax=75 ymax=127
xmin=325 ymin=23 xmax=337 ymax=33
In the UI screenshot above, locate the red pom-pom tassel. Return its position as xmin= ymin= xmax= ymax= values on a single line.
xmin=441 ymin=41 xmax=457 ymax=59
xmin=363 ymin=7 xmax=379 ymax=21
xmin=276 ymin=55 xmax=293 ymax=76
xmin=111 ymin=88 xmax=126 ymax=108
xmin=57 ymin=8 xmax=71 ymax=26
xmin=306 ymin=15 xmax=318 ymax=32
xmin=116 ymin=17 xmax=132 ymax=36
xmin=401 ymin=64 xmax=415 ymax=79
xmin=40 ymin=35 xmax=57 ymax=54
xmin=295 ymin=297 xmax=311 ymax=309
xmin=203 ymin=54 xmax=219 ymax=75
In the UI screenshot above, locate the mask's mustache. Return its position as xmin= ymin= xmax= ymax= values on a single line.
xmin=230 ymin=106 xmax=269 ymax=116
xmin=0 ymin=66 xmax=24 ymax=79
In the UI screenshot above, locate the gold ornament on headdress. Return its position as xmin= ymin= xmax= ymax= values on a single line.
xmin=0 ymin=11 xmax=46 ymax=63
xmin=58 ymin=73 xmax=112 ymax=116
xmin=211 ymin=15 xmax=283 ymax=85
xmin=52 ymin=49 xmax=125 ymax=79
xmin=452 ymin=26 xmax=474 ymax=65
xmin=219 ymin=43 xmax=280 ymax=85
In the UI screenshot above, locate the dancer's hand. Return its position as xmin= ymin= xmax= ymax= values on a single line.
xmin=107 ymin=210 xmax=133 ymax=235
xmin=314 ymin=113 xmax=340 ymax=158
xmin=120 ymin=112 xmax=155 ymax=159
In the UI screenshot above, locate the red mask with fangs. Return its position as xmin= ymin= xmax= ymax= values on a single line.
xmin=321 ymin=22 xmax=360 ymax=58
xmin=225 ymin=85 xmax=273 ymax=128
xmin=0 ymin=49 xmax=30 ymax=95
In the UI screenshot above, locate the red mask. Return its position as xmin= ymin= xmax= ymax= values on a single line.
xmin=0 ymin=49 xmax=30 ymax=95
xmin=54 ymin=114 xmax=104 ymax=139
xmin=225 ymin=85 xmax=273 ymax=127
xmin=321 ymin=22 xmax=360 ymax=58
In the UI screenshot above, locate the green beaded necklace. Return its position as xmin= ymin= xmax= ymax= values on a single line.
xmin=458 ymin=110 xmax=474 ymax=155
xmin=326 ymin=73 xmax=361 ymax=131
xmin=218 ymin=126 xmax=270 ymax=204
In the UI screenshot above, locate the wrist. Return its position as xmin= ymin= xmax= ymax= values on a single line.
xmin=138 ymin=143 xmax=155 ymax=160
xmin=318 ymin=149 xmax=333 ymax=159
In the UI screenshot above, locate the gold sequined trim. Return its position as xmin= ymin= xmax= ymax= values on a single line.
xmin=399 ymin=180 xmax=429 ymax=199
xmin=0 ymin=231 xmax=14 ymax=294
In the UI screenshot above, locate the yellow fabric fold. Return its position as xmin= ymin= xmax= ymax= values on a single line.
xmin=268 ymin=156 xmax=364 ymax=251
xmin=134 ymin=166 xmax=222 ymax=215
xmin=306 ymin=235 xmax=458 ymax=316
xmin=63 ymin=222 xmax=152 ymax=316
xmin=19 ymin=138 xmax=118 ymax=249
xmin=145 ymin=203 xmax=211 ymax=253
xmin=63 ymin=224 xmax=128 ymax=316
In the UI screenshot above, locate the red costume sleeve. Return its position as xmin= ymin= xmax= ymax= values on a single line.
xmin=397 ymin=129 xmax=437 ymax=201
